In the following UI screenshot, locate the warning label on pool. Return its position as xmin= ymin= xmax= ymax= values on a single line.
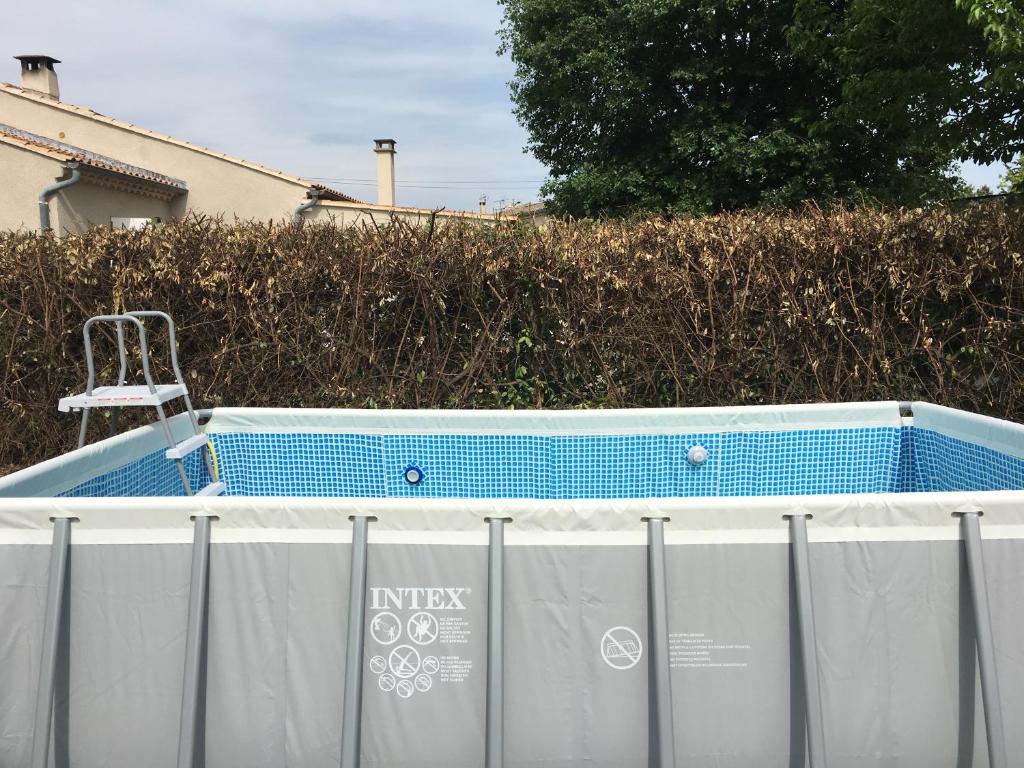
xmin=601 ymin=626 xmax=643 ymax=670
xmin=669 ymin=632 xmax=751 ymax=668
xmin=367 ymin=586 xmax=473 ymax=699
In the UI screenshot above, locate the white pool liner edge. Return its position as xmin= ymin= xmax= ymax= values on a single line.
xmin=201 ymin=401 xmax=904 ymax=435
xmin=912 ymin=400 xmax=1024 ymax=460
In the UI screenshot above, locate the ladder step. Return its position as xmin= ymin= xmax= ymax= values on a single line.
xmin=195 ymin=481 xmax=225 ymax=497
xmin=165 ymin=434 xmax=210 ymax=461
xmin=58 ymin=384 xmax=187 ymax=412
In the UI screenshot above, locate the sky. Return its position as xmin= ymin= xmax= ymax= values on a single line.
xmin=0 ymin=0 xmax=548 ymax=212
xmin=0 ymin=1 xmax=1009 ymax=212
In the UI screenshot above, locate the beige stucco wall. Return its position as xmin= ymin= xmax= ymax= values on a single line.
xmin=0 ymin=143 xmax=58 ymax=231
xmin=0 ymin=143 xmax=177 ymax=234
xmin=53 ymin=175 xmax=176 ymax=234
xmin=0 ymin=88 xmax=313 ymax=223
xmin=310 ymin=201 xmax=496 ymax=227
xmin=515 ymin=211 xmax=551 ymax=227
xmin=0 ymin=86 xmax=499 ymax=228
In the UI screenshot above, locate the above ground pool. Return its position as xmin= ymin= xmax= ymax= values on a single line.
xmin=1 ymin=401 xmax=1022 ymax=767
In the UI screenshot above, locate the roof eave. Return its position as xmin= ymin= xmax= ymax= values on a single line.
xmin=76 ymin=162 xmax=187 ymax=199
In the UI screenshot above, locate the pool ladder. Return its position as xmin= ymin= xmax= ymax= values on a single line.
xmin=57 ymin=311 xmax=223 ymax=497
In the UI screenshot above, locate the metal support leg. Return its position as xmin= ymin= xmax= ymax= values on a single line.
xmin=956 ymin=507 xmax=1007 ymax=768
xmin=341 ymin=515 xmax=372 ymax=768
xmin=31 ymin=516 xmax=74 ymax=768
xmin=77 ymin=408 xmax=90 ymax=448
xmin=174 ymin=458 xmax=194 ymax=496
xmin=155 ymin=403 xmax=193 ymax=495
xmin=787 ymin=513 xmax=827 ymax=768
xmin=486 ymin=518 xmax=507 ymax=768
xmin=177 ymin=514 xmax=213 ymax=768
xmin=645 ymin=517 xmax=675 ymax=768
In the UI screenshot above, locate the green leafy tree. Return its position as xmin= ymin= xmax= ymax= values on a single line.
xmin=499 ymin=0 xmax=1024 ymax=216
xmin=958 ymin=0 xmax=1024 ymax=52
xmin=1003 ymin=164 xmax=1024 ymax=192
xmin=957 ymin=0 xmax=1024 ymax=193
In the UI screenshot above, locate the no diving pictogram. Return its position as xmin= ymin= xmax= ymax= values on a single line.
xmin=601 ymin=626 xmax=643 ymax=670
xmin=388 ymin=645 xmax=421 ymax=679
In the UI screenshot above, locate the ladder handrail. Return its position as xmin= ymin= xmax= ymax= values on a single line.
xmin=114 ymin=320 xmax=129 ymax=386
xmin=126 ymin=311 xmax=202 ymax=434
xmin=83 ymin=315 xmax=158 ymax=395
xmin=73 ymin=311 xmax=217 ymax=491
xmin=125 ymin=311 xmax=187 ymax=386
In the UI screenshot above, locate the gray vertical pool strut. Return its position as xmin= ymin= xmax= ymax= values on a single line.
xmin=787 ymin=513 xmax=828 ymax=768
xmin=177 ymin=514 xmax=214 ymax=768
xmin=341 ymin=515 xmax=372 ymax=768
xmin=30 ymin=516 xmax=73 ymax=768
xmin=644 ymin=517 xmax=675 ymax=768
xmin=956 ymin=507 xmax=1007 ymax=768
xmin=486 ymin=517 xmax=507 ymax=768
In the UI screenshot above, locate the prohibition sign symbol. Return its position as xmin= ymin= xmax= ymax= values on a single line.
xmin=388 ymin=645 xmax=421 ymax=678
xmin=601 ymin=626 xmax=643 ymax=670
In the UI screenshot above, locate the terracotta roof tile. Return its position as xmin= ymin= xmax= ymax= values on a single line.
xmin=0 ymin=123 xmax=187 ymax=191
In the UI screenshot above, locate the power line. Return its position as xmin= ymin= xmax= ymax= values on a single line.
xmin=317 ymin=181 xmax=543 ymax=190
xmin=307 ymin=176 xmax=546 ymax=185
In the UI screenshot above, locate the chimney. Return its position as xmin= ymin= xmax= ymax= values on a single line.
xmin=15 ymin=55 xmax=61 ymax=100
xmin=373 ymin=139 xmax=396 ymax=207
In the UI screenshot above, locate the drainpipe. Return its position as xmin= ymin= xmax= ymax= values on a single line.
xmin=39 ymin=162 xmax=81 ymax=232
xmin=292 ymin=187 xmax=321 ymax=226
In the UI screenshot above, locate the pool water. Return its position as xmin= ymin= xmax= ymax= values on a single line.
xmin=59 ymin=425 xmax=1024 ymax=499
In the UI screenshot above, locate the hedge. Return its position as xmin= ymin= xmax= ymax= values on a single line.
xmin=1 ymin=204 xmax=1022 ymax=473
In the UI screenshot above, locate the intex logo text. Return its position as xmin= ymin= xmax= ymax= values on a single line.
xmin=370 ymin=587 xmax=468 ymax=611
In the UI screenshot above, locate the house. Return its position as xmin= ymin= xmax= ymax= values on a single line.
xmin=500 ymin=200 xmax=550 ymax=225
xmin=1 ymin=123 xmax=188 ymax=231
xmin=0 ymin=55 xmax=494 ymax=233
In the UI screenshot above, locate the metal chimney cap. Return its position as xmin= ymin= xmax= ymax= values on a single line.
xmin=373 ymin=139 xmax=397 ymax=152
xmin=15 ymin=55 xmax=61 ymax=67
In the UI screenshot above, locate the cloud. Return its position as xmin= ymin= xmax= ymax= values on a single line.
xmin=0 ymin=0 xmax=546 ymax=211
